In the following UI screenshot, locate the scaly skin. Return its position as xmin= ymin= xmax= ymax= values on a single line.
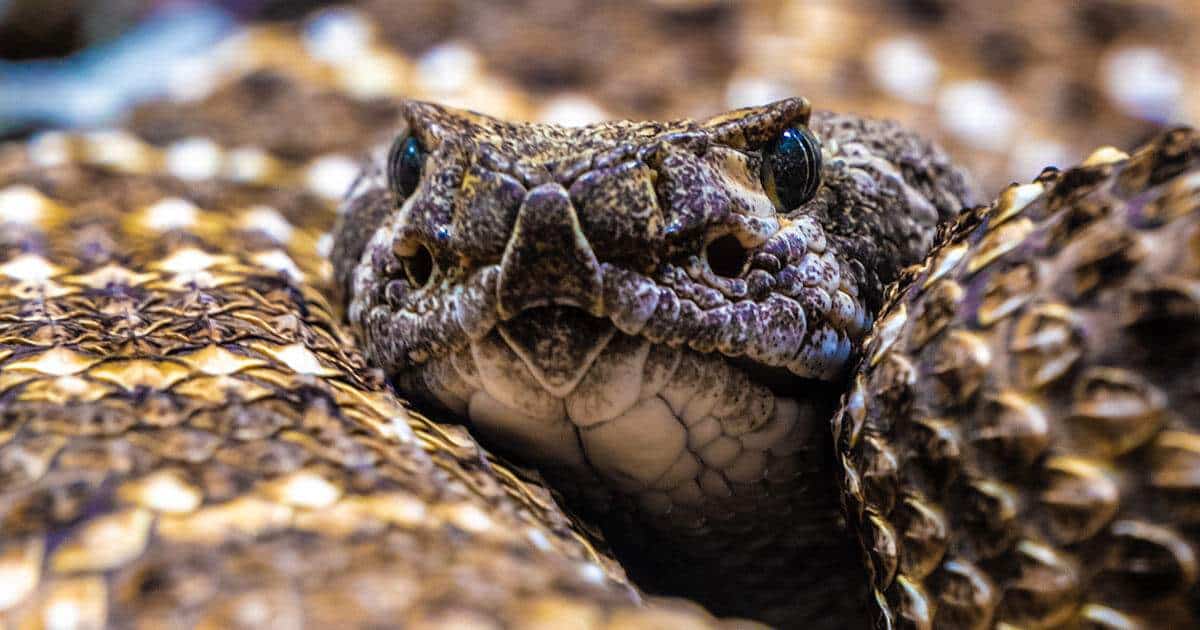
xmin=836 ymin=129 xmax=1200 ymax=628
xmin=7 ymin=7 xmax=1200 ymax=630
xmin=335 ymin=98 xmax=975 ymax=625
xmin=0 ymin=139 xmax=735 ymax=630
xmin=0 ymin=32 xmax=749 ymax=630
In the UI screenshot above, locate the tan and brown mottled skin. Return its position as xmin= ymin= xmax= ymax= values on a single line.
xmin=0 ymin=43 xmax=752 ymax=629
xmin=0 ymin=155 xmax=714 ymax=629
xmin=836 ymin=129 xmax=1200 ymax=628
xmin=335 ymin=96 xmax=974 ymax=626
xmin=20 ymin=7 xmax=1200 ymax=630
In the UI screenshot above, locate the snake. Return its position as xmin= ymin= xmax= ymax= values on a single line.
xmin=1 ymin=8 xmax=1198 ymax=630
xmin=331 ymin=96 xmax=971 ymax=627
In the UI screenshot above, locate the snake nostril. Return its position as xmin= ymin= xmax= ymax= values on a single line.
xmin=705 ymin=234 xmax=749 ymax=278
xmin=402 ymin=244 xmax=435 ymax=288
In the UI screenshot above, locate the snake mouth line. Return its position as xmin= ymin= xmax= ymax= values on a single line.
xmin=727 ymin=355 xmax=836 ymax=400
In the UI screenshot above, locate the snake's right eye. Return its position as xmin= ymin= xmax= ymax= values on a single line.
xmin=388 ymin=135 xmax=426 ymax=198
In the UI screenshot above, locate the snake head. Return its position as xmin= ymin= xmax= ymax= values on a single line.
xmin=332 ymin=97 xmax=974 ymax=620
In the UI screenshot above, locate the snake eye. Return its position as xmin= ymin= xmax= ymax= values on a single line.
xmin=762 ymin=126 xmax=822 ymax=210
xmin=388 ymin=135 xmax=425 ymax=198
xmin=705 ymin=234 xmax=749 ymax=278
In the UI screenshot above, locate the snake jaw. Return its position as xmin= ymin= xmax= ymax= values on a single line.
xmin=393 ymin=308 xmax=836 ymax=511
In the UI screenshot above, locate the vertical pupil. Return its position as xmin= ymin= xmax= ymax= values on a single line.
xmin=394 ymin=136 xmax=424 ymax=197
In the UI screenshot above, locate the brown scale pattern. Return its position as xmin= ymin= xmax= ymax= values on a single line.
xmin=0 ymin=150 xmax=749 ymax=630
xmin=835 ymin=128 xmax=1200 ymax=628
xmin=0 ymin=19 xmax=748 ymax=630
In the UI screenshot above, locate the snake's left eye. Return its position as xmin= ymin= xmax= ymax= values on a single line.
xmin=761 ymin=126 xmax=822 ymax=210
xmin=388 ymin=135 xmax=426 ymax=198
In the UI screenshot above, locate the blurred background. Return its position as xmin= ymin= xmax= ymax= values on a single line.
xmin=0 ymin=0 xmax=1196 ymax=195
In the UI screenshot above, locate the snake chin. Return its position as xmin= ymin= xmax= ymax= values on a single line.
xmin=392 ymin=305 xmax=842 ymax=541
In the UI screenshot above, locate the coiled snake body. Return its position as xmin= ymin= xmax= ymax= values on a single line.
xmin=0 ymin=13 xmax=1197 ymax=630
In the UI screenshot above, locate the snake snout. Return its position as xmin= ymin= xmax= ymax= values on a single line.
xmin=497 ymin=183 xmax=604 ymax=320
